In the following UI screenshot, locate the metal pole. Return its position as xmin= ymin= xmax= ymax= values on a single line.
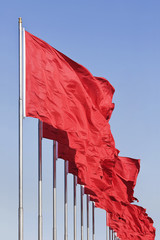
xmin=73 ymin=176 xmax=77 ymax=240
xmin=22 ymin=27 xmax=26 ymax=118
xmin=64 ymin=161 xmax=68 ymax=240
xmin=92 ymin=202 xmax=95 ymax=240
xmin=109 ymin=227 xmax=111 ymax=240
xmin=18 ymin=17 xmax=23 ymax=240
xmin=38 ymin=120 xmax=43 ymax=240
xmin=53 ymin=141 xmax=57 ymax=240
xmin=106 ymin=212 xmax=108 ymax=240
xmin=81 ymin=186 xmax=84 ymax=240
xmin=87 ymin=195 xmax=89 ymax=240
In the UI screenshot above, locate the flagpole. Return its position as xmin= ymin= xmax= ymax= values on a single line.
xmin=18 ymin=17 xmax=23 ymax=240
xmin=92 ymin=202 xmax=95 ymax=240
xmin=109 ymin=227 xmax=111 ymax=240
xmin=81 ymin=186 xmax=84 ymax=240
xmin=73 ymin=176 xmax=77 ymax=240
xmin=106 ymin=212 xmax=108 ymax=240
xmin=38 ymin=120 xmax=43 ymax=240
xmin=87 ymin=195 xmax=89 ymax=240
xmin=53 ymin=141 xmax=57 ymax=240
xmin=64 ymin=161 xmax=68 ymax=240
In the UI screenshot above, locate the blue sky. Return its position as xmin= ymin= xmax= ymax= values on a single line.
xmin=0 ymin=0 xmax=160 ymax=239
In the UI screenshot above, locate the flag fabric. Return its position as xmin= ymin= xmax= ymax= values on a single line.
xmin=109 ymin=156 xmax=140 ymax=203
xmin=42 ymin=73 xmax=117 ymax=188
xmin=43 ymin=113 xmax=116 ymax=188
xmin=43 ymin=121 xmax=140 ymax=216
xmin=25 ymin=31 xmax=115 ymax=138
xmin=25 ymin=30 xmax=118 ymax=187
xmin=25 ymin=30 xmax=155 ymax=239
xmin=92 ymin=76 xmax=115 ymax=121
xmin=108 ymin=204 xmax=155 ymax=240
xmin=88 ymin=156 xmax=140 ymax=216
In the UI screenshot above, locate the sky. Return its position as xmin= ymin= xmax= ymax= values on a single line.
xmin=0 ymin=0 xmax=160 ymax=239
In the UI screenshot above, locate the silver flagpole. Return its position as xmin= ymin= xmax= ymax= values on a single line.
xmin=92 ymin=202 xmax=95 ymax=240
xmin=87 ymin=195 xmax=89 ymax=240
xmin=64 ymin=161 xmax=68 ymax=240
xmin=81 ymin=186 xmax=84 ymax=240
xmin=109 ymin=227 xmax=111 ymax=240
xmin=18 ymin=17 xmax=23 ymax=240
xmin=53 ymin=141 xmax=57 ymax=240
xmin=106 ymin=212 xmax=108 ymax=240
xmin=73 ymin=176 xmax=77 ymax=240
xmin=38 ymin=120 xmax=43 ymax=240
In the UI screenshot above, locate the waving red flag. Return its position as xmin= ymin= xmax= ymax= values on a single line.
xmin=25 ymin=30 xmax=118 ymax=186
xmin=25 ymin=31 xmax=155 ymax=240
xmin=25 ymin=31 xmax=115 ymax=140
xmin=108 ymin=204 xmax=155 ymax=240
xmin=43 ymin=120 xmax=140 ymax=213
xmin=43 ymin=121 xmax=140 ymax=218
xmin=89 ymin=156 xmax=140 ymax=216
xmin=109 ymin=156 xmax=140 ymax=203
xmin=42 ymin=83 xmax=116 ymax=187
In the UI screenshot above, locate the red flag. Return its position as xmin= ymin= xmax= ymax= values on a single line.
xmin=77 ymin=156 xmax=140 ymax=227
xmin=43 ymin=124 xmax=140 ymax=223
xmin=25 ymin=31 xmax=155 ymax=239
xmin=109 ymin=156 xmax=140 ymax=203
xmin=25 ymin=31 xmax=115 ymax=140
xmin=108 ymin=204 xmax=155 ymax=240
xmin=25 ymin=30 xmax=118 ymax=187
xmin=88 ymin=156 xmax=140 ymax=216
xmin=43 ymin=123 xmax=140 ymax=213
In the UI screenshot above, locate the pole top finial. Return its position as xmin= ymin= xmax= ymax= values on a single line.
xmin=19 ymin=17 xmax=22 ymax=23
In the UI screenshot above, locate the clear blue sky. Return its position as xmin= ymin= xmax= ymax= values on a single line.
xmin=0 ymin=0 xmax=159 ymax=239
